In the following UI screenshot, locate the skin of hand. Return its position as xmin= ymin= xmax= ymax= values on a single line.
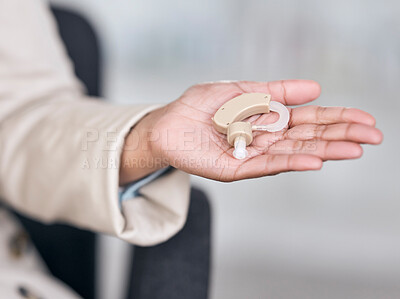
xmin=119 ymin=80 xmax=383 ymax=185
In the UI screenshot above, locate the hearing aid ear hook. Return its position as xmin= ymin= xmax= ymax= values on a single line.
xmin=212 ymin=93 xmax=290 ymax=159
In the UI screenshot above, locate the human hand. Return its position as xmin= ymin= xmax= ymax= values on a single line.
xmin=120 ymin=80 xmax=383 ymax=184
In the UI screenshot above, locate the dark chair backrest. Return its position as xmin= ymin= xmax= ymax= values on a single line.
xmin=53 ymin=7 xmax=102 ymax=97
xmin=15 ymin=7 xmax=102 ymax=299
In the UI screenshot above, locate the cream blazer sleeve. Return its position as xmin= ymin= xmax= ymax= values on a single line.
xmin=0 ymin=0 xmax=190 ymax=246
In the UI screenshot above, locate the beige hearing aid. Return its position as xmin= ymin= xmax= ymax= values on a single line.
xmin=212 ymin=93 xmax=290 ymax=159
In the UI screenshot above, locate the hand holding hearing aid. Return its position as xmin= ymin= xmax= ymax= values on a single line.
xmin=121 ymin=80 xmax=383 ymax=183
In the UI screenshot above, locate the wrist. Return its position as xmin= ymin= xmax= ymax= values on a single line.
xmin=119 ymin=107 xmax=167 ymax=185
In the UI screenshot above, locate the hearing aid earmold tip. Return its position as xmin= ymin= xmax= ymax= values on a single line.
xmin=233 ymin=148 xmax=248 ymax=160
xmin=233 ymin=136 xmax=248 ymax=159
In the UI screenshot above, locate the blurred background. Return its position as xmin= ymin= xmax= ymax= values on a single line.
xmin=50 ymin=0 xmax=400 ymax=298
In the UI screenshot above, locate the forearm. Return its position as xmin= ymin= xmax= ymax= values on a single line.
xmin=119 ymin=106 xmax=169 ymax=185
xmin=0 ymin=0 xmax=191 ymax=245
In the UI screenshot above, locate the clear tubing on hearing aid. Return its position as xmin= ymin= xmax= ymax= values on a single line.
xmin=233 ymin=136 xmax=248 ymax=160
xmin=252 ymin=101 xmax=290 ymax=132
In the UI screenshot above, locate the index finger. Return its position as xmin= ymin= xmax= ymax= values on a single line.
xmin=236 ymin=79 xmax=321 ymax=106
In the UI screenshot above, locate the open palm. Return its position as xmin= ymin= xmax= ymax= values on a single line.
xmin=132 ymin=80 xmax=382 ymax=182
